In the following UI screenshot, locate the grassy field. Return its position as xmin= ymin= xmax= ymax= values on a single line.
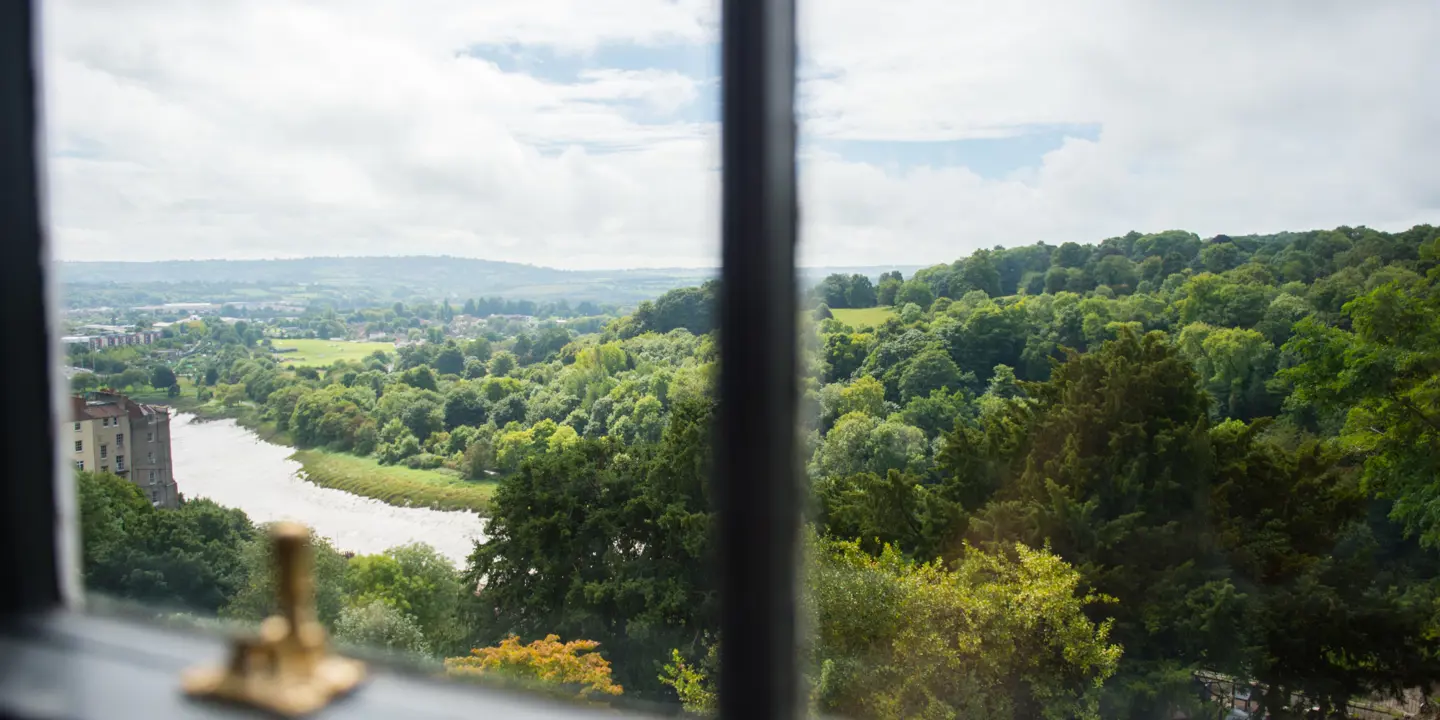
xmin=126 ymin=377 xmax=201 ymax=407
xmin=291 ymin=449 xmax=496 ymax=514
xmin=831 ymin=306 xmax=897 ymax=328
xmin=270 ymin=339 xmax=395 ymax=367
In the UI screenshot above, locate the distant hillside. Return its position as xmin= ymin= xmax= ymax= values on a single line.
xmin=57 ymin=256 xmax=922 ymax=308
xmin=57 ymin=256 xmax=710 ymax=307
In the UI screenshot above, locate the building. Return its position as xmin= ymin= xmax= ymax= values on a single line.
xmin=62 ymin=330 xmax=162 ymax=350
xmin=67 ymin=391 xmax=178 ymax=508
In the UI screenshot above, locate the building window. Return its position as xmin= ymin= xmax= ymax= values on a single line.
xmin=116 ymin=455 xmax=125 ymax=471
xmin=101 ymin=417 xmax=108 ymax=427
xmin=75 ymin=460 xmax=83 ymax=471
xmin=74 ymin=440 xmax=82 ymax=452
xmin=147 ymin=451 xmax=155 ymax=463
xmin=99 ymin=444 xmax=107 ymax=459
xmin=116 ymin=433 xmax=124 ymax=447
xmin=148 ymin=470 xmax=156 ymax=483
xmin=73 ymin=422 xmax=80 ymax=431
xmin=147 ymin=432 xmax=154 ymax=442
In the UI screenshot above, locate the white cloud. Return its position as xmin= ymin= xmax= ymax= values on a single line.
xmin=42 ymin=0 xmax=1440 ymax=269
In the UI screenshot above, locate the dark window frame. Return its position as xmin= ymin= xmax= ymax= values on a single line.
xmin=0 ymin=0 xmax=800 ymax=718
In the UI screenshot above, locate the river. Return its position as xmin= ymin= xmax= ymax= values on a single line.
xmin=168 ymin=413 xmax=486 ymax=567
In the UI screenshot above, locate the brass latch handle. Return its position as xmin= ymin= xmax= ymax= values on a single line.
xmin=183 ymin=522 xmax=365 ymax=716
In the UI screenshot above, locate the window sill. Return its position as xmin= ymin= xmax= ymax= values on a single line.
xmin=0 ymin=611 xmax=622 ymax=720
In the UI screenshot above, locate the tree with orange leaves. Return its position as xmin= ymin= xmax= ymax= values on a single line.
xmin=445 ymin=634 xmax=622 ymax=699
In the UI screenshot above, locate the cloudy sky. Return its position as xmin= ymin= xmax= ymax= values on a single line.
xmin=42 ymin=0 xmax=1440 ymax=269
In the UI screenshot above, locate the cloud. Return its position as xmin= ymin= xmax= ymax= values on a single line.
xmin=42 ymin=0 xmax=1440 ymax=269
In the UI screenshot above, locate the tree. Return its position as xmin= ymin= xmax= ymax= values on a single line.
xmin=630 ymin=282 xmax=717 ymax=336
xmin=1055 ymin=241 xmax=1089 ymax=268
xmin=1177 ymin=323 xmax=1278 ymax=421
xmin=898 ymin=347 xmax=963 ymax=402
xmin=465 ymin=337 xmax=493 ymax=362
xmin=877 ymin=271 xmax=904 ymax=306
xmin=204 ymin=367 xmax=220 ymax=386
xmin=813 ymin=412 xmax=927 ymax=479
xmin=334 ymin=601 xmax=431 ymax=656
xmin=115 ymin=366 xmax=148 ymax=389
xmin=462 ymin=430 xmax=496 ymax=479
xmin=815 ymin=468 xmax=961 ymax=560
xmin=445 ymin=635 xmax=622 ymax=699
xmin=399 ymin=365 xmax=438 ymax=391
xmin=895 ymin=280 xmax=934 ymax=309
xmin=224 ymin=524 xmax=349 ymax=628
xmin=895 ymin=387 xmax=971 ymax=439
xmin=78 ymin=471 xmax=255 ymax=614
xmin=345 ymin=543 xmax=464 ymax=654
xmin=1209 ymin=419 xmax=1440 ymax=716
xmin=432 ymin=343 xmax=464 ymax=376
xmin=490 ymin=393 xmax=528 ymax=427
xmin=465 ymin=398 xmax=718 ymax=699
xmin=215 ymin=382 xmax=248 ymax=407
xmin=956 ymin=249 xmax=1002 ymax=297
xmin=823 ymin=332 xmax=872 ymax=383
xmin=817 ymin=374 xmax=886 ymax=429
xmin=442 ymin=383 xmax=488 ymax=430
xmin=968 ymin=330 xmax=1231 ymax=718
xmin=808 ymin=534 xmax=1120 ymax=720
xmin=150 ymin=365 xmax=177 ymax=390
xmin=71 ymin=371 xmax=99 ymax=393
xmin=1283 ymin=274 xmax=1440 ymax=545
xmin=1093 ymin=254 xmax=1139 ymax=291
xmin=487 ymin=351 xmax=517 ymax=377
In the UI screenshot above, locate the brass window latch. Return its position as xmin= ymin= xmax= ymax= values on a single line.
xmin=183 ymin=522 xmax=365 ymax=716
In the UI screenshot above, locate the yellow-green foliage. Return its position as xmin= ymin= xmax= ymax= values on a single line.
xmin=659 ymin=535 xmax=1121 ymax=719
xmin=806 ymin=536 xmax=1121 ymax=720
xmin=495 ymin=419 xmax=580 ymax=472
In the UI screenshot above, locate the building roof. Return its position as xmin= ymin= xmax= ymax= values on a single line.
xmin=69 ymin=392 xmax=167 ymax=422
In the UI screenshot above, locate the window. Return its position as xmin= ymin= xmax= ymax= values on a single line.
xmin=101 ymin=417 xmax=109 ymax=427
xmin=99 ymin=444 xmax=107 ymax=459
xmin=21 ymin=3 xmax=1440 ymax=720
xmin=74 ymin=422 xmax=80 ymax=431
xmin=74 ymin=440 xmax=81 ymax=453
xmin=42 ymin=0 xmax=740 ymax=712
xmin=75 ymin=461 xmax=84 ymax=471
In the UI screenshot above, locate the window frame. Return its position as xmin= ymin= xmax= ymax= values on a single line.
xmin=0 ymin=0 xmax=800 ymax=717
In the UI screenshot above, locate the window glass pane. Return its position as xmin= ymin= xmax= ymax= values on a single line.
xmin=47 ymin=0 xmax=720 ymax=710
xmin=797 ymin=3 xmax=1440 ymax=720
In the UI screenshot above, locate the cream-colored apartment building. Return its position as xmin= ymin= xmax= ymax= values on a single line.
xmin=68 ymin=391 xmax=178 ymax=508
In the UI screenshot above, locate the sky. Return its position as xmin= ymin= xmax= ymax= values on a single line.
xmin=42 ymin=0 xmax=1440 ymax=269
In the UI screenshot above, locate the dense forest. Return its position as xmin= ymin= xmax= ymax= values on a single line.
xmin=80 ymin=224 xmax=1440 ymax=719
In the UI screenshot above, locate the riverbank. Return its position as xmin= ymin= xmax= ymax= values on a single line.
xmin=293 ymin=450 xmax=495 ymax=513
xmin=164 ymin=399 xmax=494 ymax=514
